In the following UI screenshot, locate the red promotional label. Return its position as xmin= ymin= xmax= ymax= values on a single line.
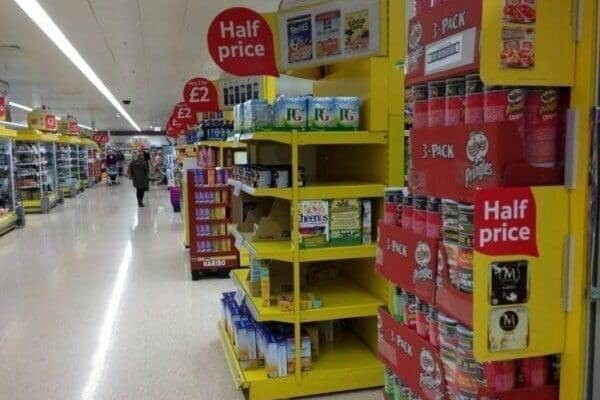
xmin=406 ymin=0 xmax=482 ymax=85
xmin=378 ymin=309 xmax=446 ymax=400
xmin=167 ymin=116 xmax=187 ymax=136
xmin=183 ymin=78 xmax=220 ymax=113
xmin=207 ymin=7 xmax=279 ymax=77
xmin=69 ymin=121 xmax=79 ymax=134
xmin=378 ymin=223 xmax=438 ymax=304
xmin=172 ymin=102 xmax=198 ymax=128
xmin=45 ymin=115 xmax=57 ymax=131
xmin=92 ymin=132 xmax=109 ymax=145
xmin=474 ymin=187 xmax=538 ymax=257
xmin=0 ymin=97 xmax=5 ymax=120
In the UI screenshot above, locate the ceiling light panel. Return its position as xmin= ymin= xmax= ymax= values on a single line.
xmin=12 ymin=0 xmax=141 ymax=131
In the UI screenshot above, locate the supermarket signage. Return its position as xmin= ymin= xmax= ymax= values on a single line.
xmin=0 ymin=97 xmax=5 ymax=121
xmin=378 ymin=223 xmax=437 ymax=304
xmin=406 ymin=0 xmax=482 ymax=86
xmin=58 ymin=118 xmax=79 ymax=135
xmin=278 ymin=0 xmax=381 ymax=70
xmin=208 ymin=7 xmax=279 ymax=77
xmin=183 ymin=78 xmax=220 ymax=113
xmin=27 ymin=110 xmax=57 ymax=132
xmin=172 ymin=102 xmax=198 ymax=128
xmin=378 ymin=309 xmax=447 ymax=400
xmin=474 ymin=187 xmax=539 ymax=257
xmin=91 ymin=132 xmax=109 ymax=145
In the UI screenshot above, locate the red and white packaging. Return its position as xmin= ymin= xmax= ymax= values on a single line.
xmin=479 ymin=361 xmax=517 ymax=392
xmin=525 ymin=88 xmax=559 ymax=168
xmin=503 ymin=0 xmax=537 ymax=24
xmin=484 ymin=87 xmax=526 ymax=138
xmin=413 ymin=85 xmax=429 ymax=129
xmin=413 ymin=196 xmax=428 ymax=235
xmin=428 ymin=80 xmax=446 ymax=128
xmin=414 ymin=0 xmax=431 ymax=16
xmin=465 ymin=74 xmax=484 ymax=124
xmin=445 ymin=77 xmax=466 ymax=127
xmin=519 ymin=357 xmax=549 ymax=388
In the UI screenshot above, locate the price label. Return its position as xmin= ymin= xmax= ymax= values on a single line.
xmin=183 ymin=77 xmax=220 ymax=113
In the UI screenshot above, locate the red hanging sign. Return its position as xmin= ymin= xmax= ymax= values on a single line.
xmin=0 ymin=97 xmax=6 ymax=121
xmin=172 ymin=102 xmax=197 ymax=128
xmin=167 ymin=115 xmax=187 ymax=136
xmin=183 ymin=78 xmax=220 ymax=113
xmin=92 ymin=132 xmax=109 ymax=145
xmin=474 ymin=187 xmax=539 ymax=257
xmin=207 ymin=7 xmax=279 ymax=77
xmin=45 ymin=115 xmax=57 ymax=131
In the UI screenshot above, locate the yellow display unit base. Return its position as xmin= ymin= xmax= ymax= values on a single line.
xmin=23 ymin=193 xmax=59 ymax=214
xmin=218 ymin=322 xmax=383 ymax=400
xmin=0 ymin=213 xmax=18 ymax=236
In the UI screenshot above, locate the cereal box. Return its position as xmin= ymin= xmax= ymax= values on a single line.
xmin=315 ymin=10 xmax=341 ymax=58
xmin=273 ymin=96 xmax=308 ymax=131
xmin=503 ymin=0 xmax=536 ymax=24
xmin=501 ymin=26 xmax=535 ymax=69
xmin=299 ymin=200 xmax=330 ymax=249
xmin=334 ymin=97 xmax=360 ymax=130
xmin=308 ymin=97 xmax=336 ymax=130
xmin=287 ymin=14 xmax=313 ymax=64
xmin=344 ymin=9 xmax=370 ymax=54
xmin=330 ymin=199 xmax=362 ymax=246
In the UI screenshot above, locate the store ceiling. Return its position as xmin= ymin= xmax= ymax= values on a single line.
xmin=0 ymin=0 xmax=280 ymax=131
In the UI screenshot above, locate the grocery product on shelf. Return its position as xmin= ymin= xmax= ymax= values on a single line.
xmin=0 ymin=128 xmax=23 ymax=234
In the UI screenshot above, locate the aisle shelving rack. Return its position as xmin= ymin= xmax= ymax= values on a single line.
xmin=56 ymin=134 xmax=82 ymax=197
xmin=15 ymin=130 xmax=62 ymax=214
xmin=0 ymin=126 xmax=25 ymax=235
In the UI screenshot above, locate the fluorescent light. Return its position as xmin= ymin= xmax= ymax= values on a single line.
xmin=0 ymin=120 xmax=28 ymax=128
xmin=78 ymin=123 xmax=93 ymax=130
xmin=13 ymin=0 xmax=141 ymax=132
xmin=153 ymin=126 xmax=161 ymax=132
xmin=9 ymin=102 xmax=33 ymax=112
xmin=55 ymin=116 xmax=62 ymax=121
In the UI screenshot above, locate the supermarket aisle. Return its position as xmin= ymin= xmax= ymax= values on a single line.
xmin=0 ymin=185 xmax=378 ymax=400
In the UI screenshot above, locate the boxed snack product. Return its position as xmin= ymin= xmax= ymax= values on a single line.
xmin=362 ymin=199 xmax=372 ymax=244
xmin=273 ymin=96 xmax=308 ymax=130
xmin=334 ymin=97 xmax=360 ymax=130
xmin=308 ymin=97 xmax=336 ymax=130
xmin=330 ymin=199 xmax=362 ymax=246
xmin=244 ymin=99 xmax=273 ymax=132
xmin=299 ymin=200 xmax=330 ymax=249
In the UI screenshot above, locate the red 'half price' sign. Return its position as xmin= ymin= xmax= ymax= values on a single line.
xmin=474 ymin=187 xmax=539 ymax=257
xmin=183 ymin=78 xmax=219 ymax=113
xmin=208 ymin=7 xmax=279 ymax=77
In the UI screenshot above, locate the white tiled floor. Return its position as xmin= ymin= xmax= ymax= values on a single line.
xmin=0 ymin=185 xmax=379 ymax=400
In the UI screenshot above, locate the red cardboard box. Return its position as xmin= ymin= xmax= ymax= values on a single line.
xmin=377 ymin=222 xmax=438 ymax=304
xmin=409 ymin=122 xmax=562 ymax=202
xmin=406 ymin=0 xmax=482 ymax=86
xmin=378 ymin=308 xmax=447 ymax=400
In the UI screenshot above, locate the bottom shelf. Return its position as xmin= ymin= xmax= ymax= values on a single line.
xmin=0 ymin=212 xmax=18 ymax=236
xmin=219 ymin=321 xmax=383 ymax=400
xmin=22 ymin=192 xmax=60 ymax=213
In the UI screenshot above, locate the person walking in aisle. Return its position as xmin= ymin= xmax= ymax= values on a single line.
xmin=128 ymin=151 xmax=150 ymax=207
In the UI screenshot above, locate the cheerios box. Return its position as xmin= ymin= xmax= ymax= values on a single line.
xmin=329 ymin=199 xmax=362 ymax=246
xmin=299 ymin=200 xmax=330 ymax=249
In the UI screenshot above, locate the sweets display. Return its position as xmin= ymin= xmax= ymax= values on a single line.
xmin=234 ymin=96 xmax=361 ymax=133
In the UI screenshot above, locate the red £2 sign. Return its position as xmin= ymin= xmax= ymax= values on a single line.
xmin=172 ymin=102 xmax=197 ymax=128
xmin=208 ymin=7 xmax=279 ymax=77
xmin=183 ymin=78 xmax=219 ymax=113
xmin=474 ymin=187 xmax=538 ymax=257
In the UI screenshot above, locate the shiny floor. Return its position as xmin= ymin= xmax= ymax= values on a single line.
xmin=0 ymin=185 xmax=379 ymax=400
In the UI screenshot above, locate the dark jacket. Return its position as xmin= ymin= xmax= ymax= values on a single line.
xmin=130 ymin=159 xmax=149 ymax=190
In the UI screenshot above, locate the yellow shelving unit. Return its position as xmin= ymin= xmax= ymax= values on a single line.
xmin=0 ymin=126 xmax=22 ymax=235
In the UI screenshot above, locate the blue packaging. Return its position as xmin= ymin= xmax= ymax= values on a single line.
xmin=234 ymin=102 xmax=245 ymax=133
xmin=334 ymin=97 xmax=360 ymax=130
xmin=244 ymin=99 xmax=273 ymax=132
xmin=273 ymin=96 xmax=308 ymax=131
xmin=307 ymin=97 xmax=336 ymax=130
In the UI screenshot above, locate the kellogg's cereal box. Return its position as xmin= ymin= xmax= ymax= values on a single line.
xmin=287 ymin=14 xmax=313 ymax=64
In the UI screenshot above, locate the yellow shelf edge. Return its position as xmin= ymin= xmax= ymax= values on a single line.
xmin=228 ymin=179 xmax=292 ymax=200
xmin=229 ymin=225 xmax=293 ymax=262
xmin=299 ymin=244 xmax=378 ymax=263
xmin=298 ymin=182 xmax=385 ymax=200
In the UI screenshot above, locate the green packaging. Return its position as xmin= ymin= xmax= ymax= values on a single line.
xmin=329 ymin=199 xmax=362 ymax=246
